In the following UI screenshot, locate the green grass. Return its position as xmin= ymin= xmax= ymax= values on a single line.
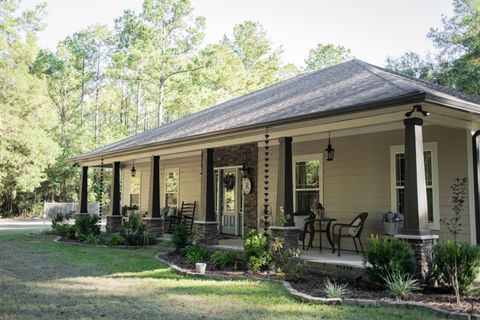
xmin=0 ymin=227 xmax=447 ymax=320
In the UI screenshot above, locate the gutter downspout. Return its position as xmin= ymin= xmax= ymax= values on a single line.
xmin=472 ymin=131 xmax=480 ymax=244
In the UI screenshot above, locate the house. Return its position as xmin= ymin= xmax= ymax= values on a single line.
xmin=71 ymin=59 xmax=480 ymax=260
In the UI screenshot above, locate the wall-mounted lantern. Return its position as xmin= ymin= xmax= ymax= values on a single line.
xmin=325 ymin=133 xmax=335 ymax=161
xmin=131 ymin=162 xmax=137 ymax=177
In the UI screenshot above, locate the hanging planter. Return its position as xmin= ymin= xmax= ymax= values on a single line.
xmin=223 ymin=173 xmax=236 ymax=191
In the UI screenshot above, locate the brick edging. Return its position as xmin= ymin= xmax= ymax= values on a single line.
xmin=155 ymin=254 xmax=479 ymax=319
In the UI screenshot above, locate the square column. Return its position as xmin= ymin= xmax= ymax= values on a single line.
xmin=78 ymin=166 xmax=88 ymax=214
xmin=276 ymin=137 xmax=294 ymax=226
xmin=194 ymin=148 xmax=218 ymax=244
xmin=145 ymin=155 xmax=163 ymax=238
xmin=106 ymin=161 xmax=122 ymax=233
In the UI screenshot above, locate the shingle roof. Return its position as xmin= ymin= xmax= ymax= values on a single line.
xmin=75 ymin=59 xmax=480 ymax=160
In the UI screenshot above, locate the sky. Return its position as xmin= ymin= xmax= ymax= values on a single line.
xmin=20 ymin=0 xmax=454 ymax=67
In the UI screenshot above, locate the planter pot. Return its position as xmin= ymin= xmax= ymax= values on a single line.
xmin=195 ymin=263 xmax=207 ymax=274
xmin=383 ymin=221 xmax=403 ymax=235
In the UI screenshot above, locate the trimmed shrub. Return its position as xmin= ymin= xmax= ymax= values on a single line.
xmin=244 ymin=230 xmax=271 ymax=272
xmin=55 ymin=224 xmax=76 ymax=239
xmin=75 ymin=214 xmax=100 ymax=237
xmin=184 ymin=245 xmax=210 ymax=264
xmin=172 ymin=223 xmax=193 ymax=252
xmin=51 ymin=212 xmax=73 ymax=230
xmin=210 ymin=251 xmax=240 ymax=270
xmin=105 ymin=233 xmax=125 ymax=246
xmin=121 ymin=216 xmax=146 ymax=245
xmin=270 ymin=237 xmax=307 ymax=282
xmin=82 ymin=233 xmax=99 ymax=245
xmin=364 ymin=235 xmax=416 ymax=285
xmin=432 ymin=240 xmax=480 ymax=294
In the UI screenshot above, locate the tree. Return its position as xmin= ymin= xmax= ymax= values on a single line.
xmin=304 ymin=43 xmax=353 ymax=72
xmin=0 ymin=0 xmax=59 ymax=214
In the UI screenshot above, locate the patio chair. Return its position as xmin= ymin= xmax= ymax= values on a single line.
xmin=332 ymin=212 xmax=368 ymax=257
xmin=295 ymin=210 xmax=315 ymax=250
xmin=180 ymin=201 xmax=196 ymax=232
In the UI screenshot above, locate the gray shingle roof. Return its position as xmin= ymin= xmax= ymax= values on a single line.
xmin=75 ymin=59 xmax=480 ymax=160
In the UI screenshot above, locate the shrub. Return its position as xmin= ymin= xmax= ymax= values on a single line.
xmin=270 ymin=237 xmax=307 ymax=282
xmin=382 ymin=272 xmax=420 ymax=299
xmin=51 ymin=212 xmax=73 ymax=230
xmin=55 ymin=224 xmax=76 ymax=239
xmin=364 ymin=235 xmax=416 ymax=285
xmin=105 ymin=233 xmax=125 ymax=246
xmin=82 ymin=233 xmax=99 ymax=245
xmin=183 ymin=245 xmax=210 ymax=264
xmin=172 ymin=223 xmax=193 ymax=252
xmin=210 ymin=251 xmax=240 ymax=270
xmin=75 ymin=214 xmax=100 ymax=237
xmin=432 ymin=240 xmax=480 ymax=294
xmin=121 ymin=216 xmax=147 ymax=245
xmin=321 ymin=278 xmax=349 ymax=298
xmin=244 ymin=230 xmax=271 ymax=272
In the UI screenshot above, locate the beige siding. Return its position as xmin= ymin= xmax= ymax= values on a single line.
xmin=261 ymin=125 xmax=471 ymax=249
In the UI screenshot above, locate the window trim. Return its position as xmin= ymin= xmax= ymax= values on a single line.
xmin=129 ymin=171 xmax=141 ymax=208
xmin=292 ymin=153 xmax=324 ymax=212
xmin=390 ymin=142 xmax=440 ymax=230
xmin=164 ymin=168 xmax=180 ymax=208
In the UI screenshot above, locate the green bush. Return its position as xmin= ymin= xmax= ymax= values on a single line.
xmin=382 ymin=272 xmax=420 ymax=300
xmin=364 ymin=235 xmax=416 ymax=285
xmin=210 ymin=251 xmax=240 ymax=270
xmin=321 ymin=278 xmax=349 ymax=298
xmin=432 ymin=240 xmax=480 ymax=294
xmin=121 ymin=216 xmax=146 ymax=245
xmin=104 ymin=233 xmax=125 ymax=246
xmin=244 ymin=230 xmax=271 ymax=272
xmin=75 ymin=214 xmax=100 ymax=237
xmin=81 ymin=233 xmax=99 ymax=245
xmin=172 ymin=223 xmax=193 ymax=252
xmin=55 ymin=224 xmax=76 ymax=239
xmin=183 ymin=245 xmax=210 ymax=264
xmin=270 ymin=237 xmax=307 ymax=282
xmin=51 ymin=212 xmax=73 ymax=230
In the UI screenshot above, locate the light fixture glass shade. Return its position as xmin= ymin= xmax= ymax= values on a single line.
xmin=131 ymin=165 xmax=136 ymax=177
xmin=325 ymin=134 xmax=335 ymax=161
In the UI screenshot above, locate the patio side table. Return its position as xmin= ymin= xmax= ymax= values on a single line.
xmin=315 ymin=218 xmax=337 ymax=252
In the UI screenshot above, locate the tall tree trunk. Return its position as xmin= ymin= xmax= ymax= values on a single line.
xmin=80 ymin=59 xmax=86 ymax=125
xmin=94 ymin=56 xmax=101 ymax=144
xmin=135 ymin=82 xmax=141 ymax=134
xmin=157 ymin=78 xmax=165 ymax=127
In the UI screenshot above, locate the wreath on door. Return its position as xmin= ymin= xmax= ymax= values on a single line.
xmin=223 ymin=173 xmax=236 ymax=191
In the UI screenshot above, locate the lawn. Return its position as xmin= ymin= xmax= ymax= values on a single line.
xmin=0 ymin=227 xmax=447 ymax=320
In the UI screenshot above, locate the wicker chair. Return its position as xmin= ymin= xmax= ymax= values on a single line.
xmin=332 ymin=212 xmax=368 ymax=256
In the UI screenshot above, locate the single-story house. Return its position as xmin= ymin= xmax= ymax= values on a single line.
xmin=71 ymin=59 xmax=480 ymax=256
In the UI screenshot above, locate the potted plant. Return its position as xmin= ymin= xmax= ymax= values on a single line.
xmin=383 ymin=211 xmax=403 ymax=235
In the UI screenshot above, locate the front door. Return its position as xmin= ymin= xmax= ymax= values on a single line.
xmin=215 ymin=167 xmax=243 ymax=236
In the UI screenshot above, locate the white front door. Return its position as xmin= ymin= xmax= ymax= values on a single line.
xmin=215 ymin=167 xmax=243 ymax=236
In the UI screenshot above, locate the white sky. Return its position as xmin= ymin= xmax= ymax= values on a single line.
xmin=21 ymin=0 xmax=453 ymax=67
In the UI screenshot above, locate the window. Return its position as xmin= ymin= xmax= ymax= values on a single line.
xmin=164 ymin=168 xmax=179 ymax=208
xmin=293 ymin=155 xmax=323 ymax=212
xmin=130 ymin=172 xmax=141 ymax=207
xmin=390 ymin=142 xmax=439 ymax=229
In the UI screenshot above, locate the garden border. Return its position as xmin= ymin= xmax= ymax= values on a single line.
xmin=156 ymin=254 xmax=480 ymax=320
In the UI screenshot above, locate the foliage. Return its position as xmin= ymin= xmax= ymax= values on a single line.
xmin=210 ymin=250 xmax=240 ymax=270
xmin=321 ymin=278 xmax=349 ymax=299
xmin=74 ymin=214 xmax=100 ymax=237
xmin=270 ymin=237 xmax=307 ymax=282
xmin=183 ymin=245 xmax=210 ymax=264
xmin=120 ymin=216 xmax=147 ymax=245
xmin=171 ymin=223 xmax=193 ymax=252
xmin=382 ymin=272 xmax=420 ymax=300
xmin=243 ymin=230 xmax=271 ymax=273
xmin=364 ymin=235 xmax=416 ymax=286
xmin=55 ymin=224 xmax=76 ymax=239
xmin=304 ymin=43 xmax=353 ymax=72
xmin=81 ymin=233 xmax=99 ymax=245
xmin=51 ymin=212 xmax=74 ymax=230
xmin=104 ymin=233 xmax=125 ymax=246
xmin=432 ymin=240 xmax=480 ymax=295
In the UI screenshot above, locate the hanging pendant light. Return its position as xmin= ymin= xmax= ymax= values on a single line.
xmin=325 ymin=133 xmax=335 ymax=161
xmin=131 ymin=161 xmax=137 ymax=177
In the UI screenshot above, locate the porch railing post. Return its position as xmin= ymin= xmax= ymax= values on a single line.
xmin=79 ymin=166 xmax=88 ymax=214
xmin=106 ymin=161 xmax=122 ymax=233
xmin=148 ymin=156 xmax=161 ymax=218
xmin=277 ymin=137 xmax=294 ymax=226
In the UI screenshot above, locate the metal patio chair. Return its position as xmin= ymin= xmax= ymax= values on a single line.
xmin=332 ymin=212 xmax=368 ymax=257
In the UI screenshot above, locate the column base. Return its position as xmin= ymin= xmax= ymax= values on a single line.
xmin=106 ymin=215 xmax=123 ymax=234
xmin=193 ymin=221 xmax=219 ymax=245
xmin=144 ymin=217 xmax=163 ymax=239
xmin=270 ymin=226 xmax=299 ymax=250
xmin=395 ymin=234 xmax=439 ymax=283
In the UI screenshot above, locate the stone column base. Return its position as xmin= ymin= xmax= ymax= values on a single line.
xmin=106 ymin=215 xmax=123 ymax=234
xmin=144 ymin=218 xmax=163 ymax=239
xmin=270 ymin=226 xmax=299 ymax=250
xmin=395 ymin=234 xmax=439 ymax=283
xmin=193 ymin=221 xmax=219 ymax=245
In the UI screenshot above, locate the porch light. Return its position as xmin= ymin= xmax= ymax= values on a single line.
xmin=131 ymin=162 xmax=137 ymax=177
xmin=240 ymin=160 xmax=250 ymax=178
xmin=325 ymin=133 xmax=335 ymax=161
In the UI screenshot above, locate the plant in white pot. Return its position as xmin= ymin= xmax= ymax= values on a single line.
xmin=383 ymin=211 xmax=404 ymax=235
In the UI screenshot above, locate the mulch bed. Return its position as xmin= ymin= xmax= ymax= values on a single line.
xmin=291 ymin=273 xmax=480 ymax=315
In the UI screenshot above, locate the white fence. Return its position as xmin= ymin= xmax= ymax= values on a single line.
xmin=43 ymin=202 xmax=100 ymax=219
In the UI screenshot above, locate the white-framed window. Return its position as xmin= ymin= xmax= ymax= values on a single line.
xmin=164 ymin=168 xmax=179 ymax=208
xmin=293 ymin=154 xmax=323 ymax=212
xmin=390 ymin=142 xmax=440 ymax=229
xmin=130 ymin=172 xmax=141 ymax=207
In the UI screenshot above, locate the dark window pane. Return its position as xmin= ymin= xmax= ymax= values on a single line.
xmin=130 ymin=194 xmax=140 ymax=207
xmin=295 ymin=160 xmax=319 ymax=189
xmin=165 ymin=193 xmax=177 ymax=207
xmin=395 ymin=154 xmax=405 ymax=187
xmin=424 ymin=151 xmax=432 ymax=186
xmin=427 ymin=188 xmax=434 ymax=223
xmin=296 ymin=190 xmax=319 ymax=212
xmin=396 ymin=188 xmax=404 ymax=214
